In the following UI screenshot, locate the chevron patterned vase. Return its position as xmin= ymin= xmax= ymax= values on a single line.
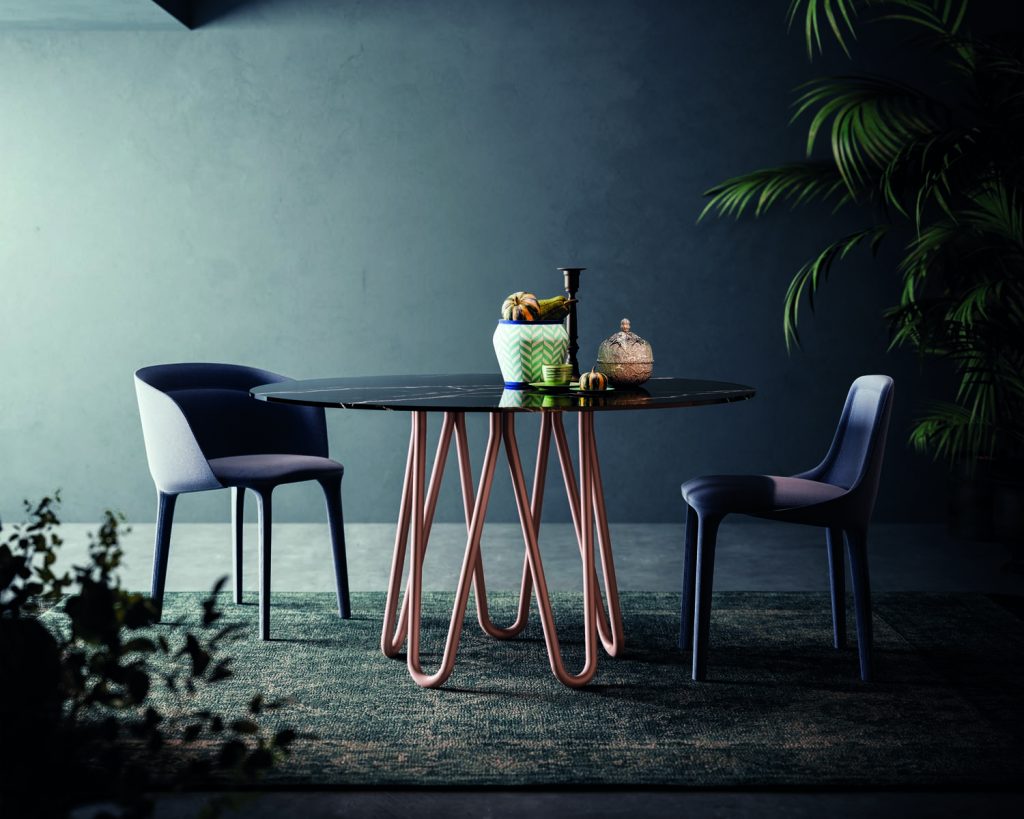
xmin=492 ymin=320 xmax=570 ymax=388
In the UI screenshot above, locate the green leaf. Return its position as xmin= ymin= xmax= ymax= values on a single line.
xmin=700 ymin=163 xmax=850 ymax=222
xmin=784 ymin=225 xmax=890 ymax=348
xmin=180 ymin=633 xmax=211 ymax=677
xmin=273 ymin=729 xmax=297 ymax=749
xmin=125 ymin=668 xmax=151 ymax=703
xmin=208 ymin=661 xmax=233 ymax=683
xmin=219 ymin=739 xmax=247 ymax=768
xmin=787 ymin=0 xmax=860 ymax=58
xmin=243 ymin=747 xmax=274 ymax=776
xmin=787 ymin=0 xmax=971 ymax=60
xmin=230 ymin=718 xmax=260 ymax=735
xmin=792 ymin=75 xmax=940 ymax=193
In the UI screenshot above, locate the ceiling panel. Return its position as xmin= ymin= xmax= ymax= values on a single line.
xmin=0 ymin=1 xmax=187 ymax=30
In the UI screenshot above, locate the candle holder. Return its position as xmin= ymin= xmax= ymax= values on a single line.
xmin=558 ymin=267 xmax=585 ymax=378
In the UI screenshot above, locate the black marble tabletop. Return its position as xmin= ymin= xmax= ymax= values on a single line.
xmin=251 ymin=374 xmax=755 ymax=413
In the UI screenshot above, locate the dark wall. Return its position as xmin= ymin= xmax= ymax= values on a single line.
xmin=0 ymin=0 xmax=947 ymax=523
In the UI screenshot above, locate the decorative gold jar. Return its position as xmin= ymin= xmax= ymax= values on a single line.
xmin=596 ymin=318 xmax=653 ymax=386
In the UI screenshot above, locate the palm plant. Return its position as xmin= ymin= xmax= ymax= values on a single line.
xmin=701 ymin=0 xmax=1024 ymax=468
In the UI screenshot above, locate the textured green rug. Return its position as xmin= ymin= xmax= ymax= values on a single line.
xmin=47 ymin=592 xmax=1024 ymax=788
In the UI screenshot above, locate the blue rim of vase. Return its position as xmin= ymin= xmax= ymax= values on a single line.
xmin=504 ymin=381 xmax=532 ymax=389
xmin=497 ymin=319 xmax=566 ymax=325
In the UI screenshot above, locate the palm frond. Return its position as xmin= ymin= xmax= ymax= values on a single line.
xmin=975 ymin=41 xmax=1024 ymax=79
xmin=878 ymin=128 xmax=976 ymax=226
xmin=787 ymin=0 xmax=862 ymax=58
xmin=948 ymin=282 xmax=1000 ymax=326
xmin=896 ymin=220 xmax=957 ymax=293
xmin=876 ymin=0 xmax=969 ymax=37
xmin=961 ymin=183 xmax=1024 ymax=246
xmin=698 ymin=163 xmax=851 ymax=221
xmin=708 ymin=0 xmax=1024 ymax=464
xmin=786 ymin=1 xmax=969 ymax=59
xmin=908 ymin=399 xmax=991 ymax=463
xmin=793 ymin=75 xmax=940 ymax=192
xmin=784 ymin=225 xmax=889 ymax=348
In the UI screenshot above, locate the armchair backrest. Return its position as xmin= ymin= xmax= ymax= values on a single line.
xmin=134 ymin=363 xmax=329 ymax=494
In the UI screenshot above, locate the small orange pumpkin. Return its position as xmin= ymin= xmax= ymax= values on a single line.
xmin=578 ymin=368 xmax=608 ymax=391
xmin=501 ymin=292 xmax=541 ymax=321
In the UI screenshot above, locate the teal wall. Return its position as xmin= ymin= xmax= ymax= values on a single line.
xmin=0 ymin=0 xmax=944 ymax=524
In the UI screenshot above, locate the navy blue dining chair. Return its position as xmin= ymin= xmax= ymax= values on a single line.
xmin=134 ymin=363 xmax=351 ymax=640
xmin=679 ymin=375 xmax=894 ymax=682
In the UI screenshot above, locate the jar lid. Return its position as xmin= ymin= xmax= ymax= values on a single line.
xmin=597 ymin=318 xmax=653 ymax=364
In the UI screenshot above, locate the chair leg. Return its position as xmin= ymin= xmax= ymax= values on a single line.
xmin=151 ymin=491 xmax=177 ymax=621
xmin=320 ymin=476 xmax=351 ymax=619
xmin=255 ymin=488 xmax=273 ymax=641
xmin=826 ymin=527 xmax=847 ymax=649
xmin=232 ymin=487 xmax=245 ymax=605
xmin=846 ymin=527 xmax=873 ymax=681
xmin=679 ymin=503 xmax=698 ymax=650
xmin=692 ymin=513 xmax=723 ymax=681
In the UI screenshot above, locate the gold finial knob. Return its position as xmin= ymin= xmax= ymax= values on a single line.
xmin=620 ymin=318 xmax=631 ymax=333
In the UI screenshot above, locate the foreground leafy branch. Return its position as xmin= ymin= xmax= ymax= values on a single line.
xmin=0 ymin=495 xmax=299 ymax=818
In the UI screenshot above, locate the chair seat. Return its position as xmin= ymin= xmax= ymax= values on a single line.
xmin=679 ymin=376 xmax=894 ymax=684
xmin=681 ymin=474 xmax=846 ymax=517
xmin=209 ymin=454 xmax=344 ymax=487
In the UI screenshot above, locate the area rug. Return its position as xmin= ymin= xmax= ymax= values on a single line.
xmin=44 ymin=591 xmax=1024 ymax=787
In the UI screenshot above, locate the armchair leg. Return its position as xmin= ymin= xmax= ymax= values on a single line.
xmin=846 ymin=527 xmax=873 ymax=681
xmin=320 ymin=476 xmax=351 ymax=619
xmin=232 ymin=487 xmax=245 ymax=604
xmin=692 ymin=513 xmax=723 ymax=681
xmin=679 ymin=503 xmax=698 ymax=650
xmin=151 ymin=491 xmax=177 ymax=621
xmin=255 ymin=488 xmax=273 ymax=641
xmin=826 ymin=527 xmax=847 ymax=649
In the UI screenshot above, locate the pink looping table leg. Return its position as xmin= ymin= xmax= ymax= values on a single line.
xmin=473 ymin=413 xmax=550 ymax=639
xmin=551 ymin=414 xmax=623 ymax=655
xmin=452 ymin=413 xmax=475 ymax=524
xmin=405 ymin=412 xmax=503 ymax=688
xmin=505 ymin=413 xmax=598 ymax=688
xmin=586 ymin=416 xmax=625 ymax=656
xmin=421 ymin=412 xmax=456 ymax=539
xmin=380 ymin=415 xmax=416 ymax=658
xmin=382 ymin=412 xmax=460 ymax=657
xmin=451 ymin=414 xmax=527 ymax=637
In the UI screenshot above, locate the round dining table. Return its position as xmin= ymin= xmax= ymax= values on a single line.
xmin=251 ymin=373 xmax=755 ymax=689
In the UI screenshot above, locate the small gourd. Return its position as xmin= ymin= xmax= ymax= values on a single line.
xmin=501 ymin=292 xmax=541 ymax=321
xmin=535 ymin=295 xmax=575 ymax=322
xmin=578 ymin=368 xmax=608 ymax=391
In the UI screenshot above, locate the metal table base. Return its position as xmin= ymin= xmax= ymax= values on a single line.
xmin=380 ymin=410 xmax=625 ymax=688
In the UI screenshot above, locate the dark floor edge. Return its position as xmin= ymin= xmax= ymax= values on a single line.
xmin=151 ymin=783 xmax=1024 ymax=795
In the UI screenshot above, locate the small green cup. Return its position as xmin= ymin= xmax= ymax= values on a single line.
xmin=542 ymin=364 xmax=573 ymax=384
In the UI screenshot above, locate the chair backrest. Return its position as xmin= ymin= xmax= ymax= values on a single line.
xmin=803 ymin=375 xmax=895 ymax=520
xmin=134 ymin=363 xmax=329 ymax=494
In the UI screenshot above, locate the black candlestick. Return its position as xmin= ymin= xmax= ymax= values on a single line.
xmin=559 ymin=267 xmax=585 ymax=378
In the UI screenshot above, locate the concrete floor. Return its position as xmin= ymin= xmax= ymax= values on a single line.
xmin=55 ymin=518 xmax=1022 ymax=819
